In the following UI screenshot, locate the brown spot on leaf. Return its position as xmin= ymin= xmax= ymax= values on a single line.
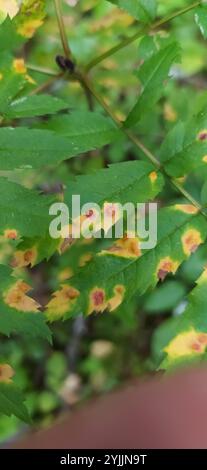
xmin=197 ymin=129 xmax=207 ymax=141
xmin=11 ymin=247 xmax=37 ymax=268
xmin=175 ymin=204 xmax=199 ymax=215
xmin=181 ymin=228 xmax=202 ymax=256
xmin=157 ymin=257 xmax=179 ymax=281
xmin=46 ymin=285 xmax=79 ymax=321
xmin=149 ymin=171 xmax=158 ymax=183
xmin=0 ymin=364 xmax=14 ymax=383
xmin=4 ymin=229 xmax=18 ymax=240
xmin=4 ymin=281 xmax=40 ymax=312
xmin=88 ymin=288 xmax=107 ymax=314
xmin=103 ymin=234 xmax=141 ymax=259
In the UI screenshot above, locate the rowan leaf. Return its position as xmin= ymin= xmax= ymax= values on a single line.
xmin=0 ymin=265 xmax=51 ymax=340
xmin=0 ymin=113 xmax=120 ymax=169
xmin=125 ymin=42 xmax=181 ymax=128
xmin=46 ymin=205 xmax=207 ymax=321
xmin=4 ymin=94 xmax=69 ymax=119
xmin=159 ymin=268 xmax=207 ymax=370
xmin=160 ymin=108 xmax=207 ymax=177
xmin=0 ymin=178 xmax=55 ymax=238
xmin=106 ymin=0 xmax=157 ymax=23
xmin=0 ymin=382 xmax=30 ymax=422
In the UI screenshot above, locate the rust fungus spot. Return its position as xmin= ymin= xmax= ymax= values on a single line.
xmin=88 ymin=288 xmax=107 ymax=314
xmin=11 ymin=247 xmax=37 ymax=268
xmin=0 ymin=364 xmax=14 ymax=383
xmin=58 ymin=267 xmax=74 ymax=282
xmin=13 ymin=58 xmax=27 ymax=74
xmin=181 ymin=228 xmax=202 ymax=256
xmin=4 ymin=229 xmax=18 ymax=240
xmin=175 ymin=204 xmax=199 ymax=215
xmin=79 ymin=253 xmax=92 ymax=267
xmin=202 ymin=155 xmax=207 ymax=163
xmin=104 ymin=235 xmax=141 ymax=259
xmin=164 ymin=328 xmax=207 ymax=360
xmin=46 ymin=285 xmax=80 ymax=321
xmin=17 ymin=19 xmax=44 ymax=39
xmin=4 ymin=280 xmax=40 ymax=312
xmin=108 ymin=285 xmax=125 ymax=311
xmin=157 ymin=257 xmax=179 ymax=281
xmin=149 ymin=171 xmax=157 ymax=183
xmin=197 ymin=129 xmax=207 ymax=141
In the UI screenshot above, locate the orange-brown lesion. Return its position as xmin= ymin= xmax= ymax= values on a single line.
xmin=11 ymin=246 xmax=37 ymax=268
xmin=175 ymin=204 xmax=199 ymax=215
xmin=0 ymin=364 xmax=14 ymax=384
xmin=149 ymin=171 xmax=158 ymax=183
xmin=181 ymin=228 xmax=202 ymax=256
xmin=164 ymin=328 xmax=207 ymax=360
xmin=88 ymin=288 xmax=107 ymax=314
xmin=4 ymin=280 xmax=40 ymax=312
xmin=46 ymin=285 xmax=80 ymax=321
xmin=157 ymin=257 xmax=179 ymax=281
xmin=101 ymin=234 xmax=141 ymax=259
xmin=3 ymin=229 xmax=19 ymax=240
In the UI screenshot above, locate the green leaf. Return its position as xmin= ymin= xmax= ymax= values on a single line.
xmin=0 ymin=53 xmax=28 ymax=113
xmin=4 ymin=94 xmax=69 ymax=119
xmin=161 ymin=108 xmax=207 ymax=177
xmin=0 ymin=178 xmax=54 ymax=238
xmin=144 ymin=280 xmax=187 ymax=314
xmin=0 ymin=382 xmax=30 ymax=422
xmin=159 ymin=268 xmax=207 ymax=370
xmin=0 ymin=265 xmax=51 ymax=340
xmin=0 ymin=113 xmax=120 ymax=169
xmin=106 ymin=0 xmax=157 ymax=23
xmin=64 ymin=161 xmax=164 ymax=210
xmin=125 ymin=42 xmax=181 ymax=128
xmin=195 ymin=4 xmax=207 ymax=39
xmin=46 ymin=205 xmax=207 ymax=321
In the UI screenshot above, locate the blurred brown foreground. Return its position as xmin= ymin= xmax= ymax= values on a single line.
xmin=10 ymin=367 xmax=207 ymax=449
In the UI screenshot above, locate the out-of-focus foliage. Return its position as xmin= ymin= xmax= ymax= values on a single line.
xmin=1 ymin=0 xmax=207 ymax=441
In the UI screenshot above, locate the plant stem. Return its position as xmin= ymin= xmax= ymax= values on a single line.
xmin=85 ymin=1 xmax=201 ymax=71
xmin=30 ymin=73 xmax=64 ymax=95
xmin=81 ymin=74 xmax=204 ymax=213
xmin=27 ymin=64 xmax=58 ymax=76
xmin=54 ymin=0 xmax=72 ymax=59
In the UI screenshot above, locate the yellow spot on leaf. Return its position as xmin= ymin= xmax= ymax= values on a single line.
xmin=4 ymin=281 xmax=40 ymax=312
xmin=46 ymin=285 xmax=79 ymax=321
xmin=58 ymin=267 xmax=74 ymax=282
xmin=108 ymin=285 xmax=125 ymax=312
xmin=13 ymin=58 xmax=27 ymax=74
xmin=202 ymin=155 xmax=207 ymax=163
xmin=163 ymin=103 xmax=177 ymax=122
xmin=4 ymin=229 xmax=18 ymax=240
xmin=149 ymin=171 xmax=158 ymax=183
xmin=181 ymin=228 xmax=202 ymax=256
xmin=102 ymin=234 xmax=141 ymax=259
xmin=175 ymin=204 xmax=199 ymax=215
xmin=17 ymin=18 xmax=43 ymax=38
xmin=88 ymin=288 xmax=107 ymax=315
xmin=11 ymin=247 xmax=37 ymax=268
xmin=0 ymin=364 xmax=14 ymax=384
xmin=157 ymin=257 xmax=179 ymax=281
xmin=196 ymin=267 xmax=207 ymax=285
xmin=164 ymin=328 xmax=207 ymax=360
xmin=79 ymin=253 xmax=92 ymax=267
xmin=0 ymin=73 xmax=3 ymax=81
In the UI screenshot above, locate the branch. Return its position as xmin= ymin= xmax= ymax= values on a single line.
xmin=85 ymin=1 xmax=201 ymax=71
xmin=54 ymin=0 xmax=72 ymax=59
